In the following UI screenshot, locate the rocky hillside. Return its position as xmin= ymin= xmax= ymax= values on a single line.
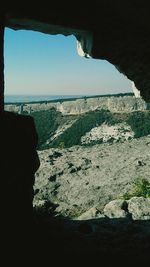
xmin=34 ymin=135 xmax=150 ymax=219
xmin=5 ymin=95 xmax=150 ymax=150
xmin=5 ymin=95 xmax=150 ymax=222
xmin=32 ymin=109 xmax=150 ymax=150
xmin=5 ymin=95 xmax=150 ymax=259
xmin=6 ymin=95 xmax=149 ymax=258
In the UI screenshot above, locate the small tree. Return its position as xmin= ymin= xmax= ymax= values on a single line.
xmin=59 ymin=141 xmax=65 ymax=149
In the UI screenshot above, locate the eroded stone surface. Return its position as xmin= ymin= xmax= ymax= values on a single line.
xmin=128 ymin=197 xmax=150 ymax=220
xmin=4 ymin=95 xmax=148 ymax=114
xmin=34 ymin=136 xmax=150 ymax=218
xmin=103 ymin=199 xmax=128 ymax=219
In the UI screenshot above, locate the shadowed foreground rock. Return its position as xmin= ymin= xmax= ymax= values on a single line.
xmin=31 ymin=209 xmax=150 ymax=264
xmin=0 ymin=111 xmax=40 ymax=249
xmin=0 ymin=111 xmax=149 ymax=264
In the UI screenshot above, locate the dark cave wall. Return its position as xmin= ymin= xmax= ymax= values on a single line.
xmin=0 ymin=16 xmax=4 ymax=111
xmin=92 ymin=28 xmax=150 ymax=101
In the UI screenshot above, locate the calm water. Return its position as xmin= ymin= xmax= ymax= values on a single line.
xmin=4 ymin=95 xmax=86 ymax=103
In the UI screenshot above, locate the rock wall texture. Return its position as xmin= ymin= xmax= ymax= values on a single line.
xmin=4 ymin=95 xmax=148 ymax=115
xmin=34 ymin=135 xmax=150 ymax=218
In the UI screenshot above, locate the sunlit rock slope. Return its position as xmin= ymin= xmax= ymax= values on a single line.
xmin=34 ymin=136 xmax=150 ymax=218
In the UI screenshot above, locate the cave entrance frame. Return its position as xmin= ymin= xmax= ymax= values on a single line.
xmin=0 ymin=21 xmax=4 ymax=111
xmin=0 ymin=20 xmax=92 ymax=112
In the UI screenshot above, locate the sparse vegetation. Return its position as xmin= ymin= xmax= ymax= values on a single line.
xmin=28 ymin=108 xmax=150 ymax=150
xmin=31 ymin=108 xmax=60 ymax=149
xmin=122 ymin=178 xmax=150 ymax=200
xmin=49 ymin=109 xmax=121 ymax=148
xmin=58 ymin=141 xmax=65 ymax=149
xmin=127 ymin=111 xmax=150 ymax=138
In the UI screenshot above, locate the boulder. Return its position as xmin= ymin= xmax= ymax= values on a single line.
xmin=76 ymin=207 xmax=104 ymax=220
xmin=127 ymin=197 xmax=150 ymax=220
xmin=103 ymin=199 xmax=128 ymax=219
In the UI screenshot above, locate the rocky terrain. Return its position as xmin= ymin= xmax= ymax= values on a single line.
xmin=33 ymin=135 xmax=150 ymax=261
xmin=5 ymin=95 xmax=150 ymax=259
xmin=34 ymin=135 xmax=150 ymax=219
xmin=80 ymin=122 xmax=134 ymax=145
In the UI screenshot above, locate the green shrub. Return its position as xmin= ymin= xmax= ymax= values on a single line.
xmin=58 ymin=141 xmax=65 ymax=149
xmin=31 ymin=108 xmax=64 ymax=150
xmin=30 ymin=108 xmax=150 ymax=150
xmin=122 ymin=178 xmax=150 ymax=200
xmin=127 ymin=111 xmax=150 ymax=138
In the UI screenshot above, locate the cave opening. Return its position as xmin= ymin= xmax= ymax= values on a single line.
xmin=1 ymin=24 xmax=150 ymax=260
xmin=4 ymin=27 xmax=132 ymax=99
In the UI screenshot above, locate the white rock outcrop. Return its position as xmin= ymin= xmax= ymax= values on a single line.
xmin=5 ymin=95 xmax=147 ymax=115
xmin=103 ymin=197 xmax=150 ymax=221
xmin=81 ymin=122 xmax=134 ymax=145
xmin=127 ymin=197 xmax=150 ymax=220
xmin=131 ymin=81 xmax=141 ymax=98
xmin=103 ymin=199 xmax=128 ymax=219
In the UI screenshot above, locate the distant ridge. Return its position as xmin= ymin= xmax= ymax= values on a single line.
xmin=5 ymin=92 xmax=134 ymax=105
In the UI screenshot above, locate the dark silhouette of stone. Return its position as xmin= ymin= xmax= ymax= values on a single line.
xmin=78 ymin=222 xmax=93 ymax=234
xmin=0 ymin=111 xmax=40 ymax=246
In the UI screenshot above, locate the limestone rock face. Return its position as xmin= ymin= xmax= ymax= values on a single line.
xmin=5 ymin=95 xmax=148 ymax=114
xmin=128 ymin=197 xmax=150 ymax=220
xmin=75 ymin=207 xmax=104 ymax=220
xmin=103 ymin=197 xmax=150 ymax=220
xmin=103 ymin=200 xmax=128 ymax=219
xmin=34 ymin=136 xmax=150 ymax=218
xmin=81 ymin=122 xmax=134 ymax=145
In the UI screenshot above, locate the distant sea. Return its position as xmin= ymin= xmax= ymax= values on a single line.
xmin=4 ymin=95 xmax=86 ymax=104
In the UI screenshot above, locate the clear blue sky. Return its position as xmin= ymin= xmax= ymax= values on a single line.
xmin=4 ymin=27 xmax=132 ymax=96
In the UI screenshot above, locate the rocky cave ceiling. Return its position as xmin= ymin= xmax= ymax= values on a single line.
xmin=2 ymin=1 xmax=150 ymax=101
